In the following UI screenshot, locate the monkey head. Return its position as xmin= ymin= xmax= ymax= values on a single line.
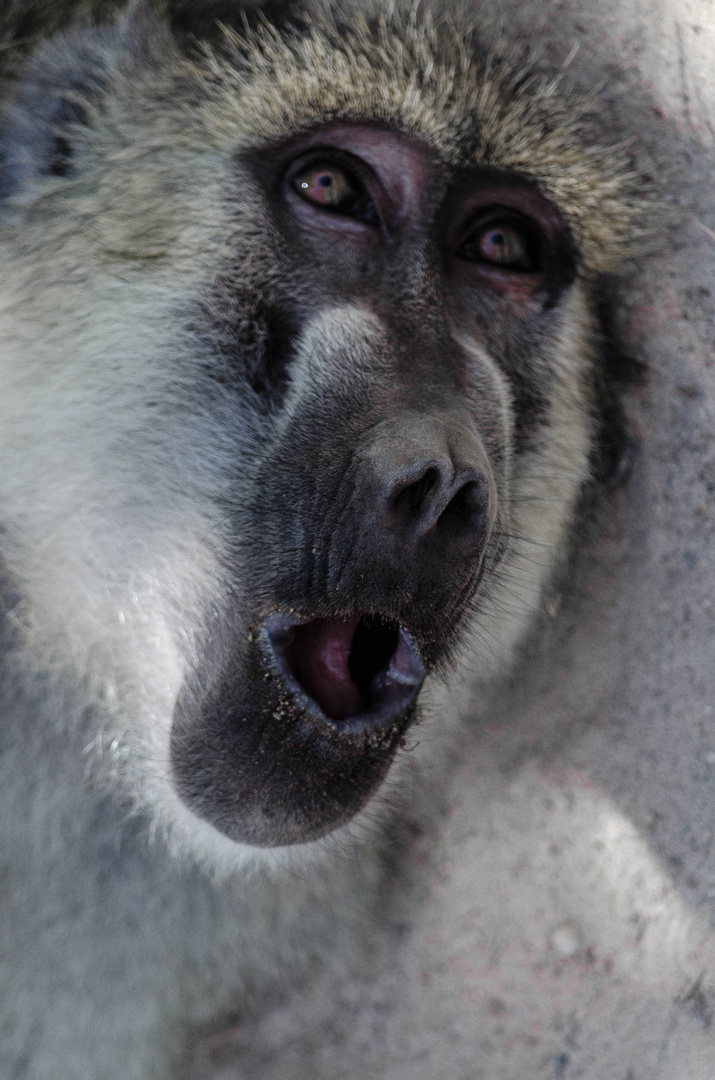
xmin=171 ymin=120 xmax=583 ymax=846
xmin=0 ymin=5 xmax=640 ymax=855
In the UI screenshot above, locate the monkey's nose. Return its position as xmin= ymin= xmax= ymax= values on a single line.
xmin=385 ymin=457 xmax=489 ymax=547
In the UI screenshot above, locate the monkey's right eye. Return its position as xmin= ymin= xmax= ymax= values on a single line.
xmin=291 ymin=162 xmax=378 ymax=223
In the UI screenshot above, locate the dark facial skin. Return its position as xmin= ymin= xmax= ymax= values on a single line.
xmin=171 ymin=123 xmax=577 ymax=848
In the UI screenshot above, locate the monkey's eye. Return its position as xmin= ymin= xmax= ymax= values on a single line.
xmin=458 ymin=220 xmax=536 ymax=270
xmin=292 ymin=162 xmax=378 ymax=224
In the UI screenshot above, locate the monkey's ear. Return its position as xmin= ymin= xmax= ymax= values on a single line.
xmin=0 ymin=2 xmax=166 ymax=201
xmin=592 ymin=393 xmax=639 ymax=489
xmin=590 ymin=286 xmax=645 ymax=489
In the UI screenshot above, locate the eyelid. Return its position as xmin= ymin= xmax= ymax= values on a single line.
xmin=456 ymin=207 xmax=531 ymax=243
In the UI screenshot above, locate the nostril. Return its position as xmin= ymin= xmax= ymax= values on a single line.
xmin=386 ymin=458 xmax=488 ymax=544
xmin=437 ymin=475 xmax=488 ymax=539
xmin=389 ymin=465 xmax=442 ymax=524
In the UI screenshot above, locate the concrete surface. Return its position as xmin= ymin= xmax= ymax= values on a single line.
xmin=190 ymin=2 xmax=715 ymax=1077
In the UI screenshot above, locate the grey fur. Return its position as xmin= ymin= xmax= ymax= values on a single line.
xmin=0 ymin=2 xmax=639 ymax=1077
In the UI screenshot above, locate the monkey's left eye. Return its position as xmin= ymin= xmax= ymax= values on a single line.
xmin=292 ymin=162 xmax=378 ymax=224
xmin=458 ymin=220 xmax=536 ymax=270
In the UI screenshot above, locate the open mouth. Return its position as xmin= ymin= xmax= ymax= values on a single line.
xmin=265 ymin=614 xmax=425 ymax=727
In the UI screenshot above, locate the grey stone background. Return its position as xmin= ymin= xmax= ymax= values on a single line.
xmin=193 ymin=1 xmax=715 ymax=1076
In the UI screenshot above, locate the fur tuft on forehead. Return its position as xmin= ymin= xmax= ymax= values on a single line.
xmin=186 ymin=7 xmax=645 ymax=273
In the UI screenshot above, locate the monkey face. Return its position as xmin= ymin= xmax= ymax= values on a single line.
xmin=0 ymin=7 xmax=634 ymax=859
xmin=170 ymin=123 xmax=578 ymax=848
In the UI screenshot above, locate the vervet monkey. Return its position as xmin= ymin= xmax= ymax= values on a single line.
xmin=0 ymin=1 xmax=640 ymax=1076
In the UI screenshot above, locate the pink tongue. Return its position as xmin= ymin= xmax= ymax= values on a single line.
xmin=288 ymin=618 xmax=365 ymax=720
